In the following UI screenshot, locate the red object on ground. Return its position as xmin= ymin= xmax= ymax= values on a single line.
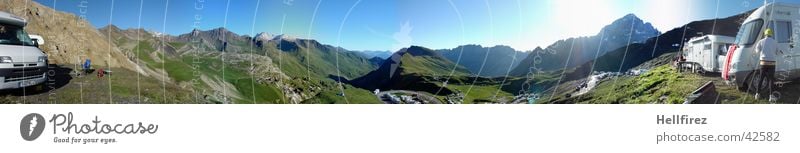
xmin=97 ymin=68 xmax=105 ymax=78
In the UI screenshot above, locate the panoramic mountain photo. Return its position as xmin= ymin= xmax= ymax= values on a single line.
xmin=1 ymin=0 xmax=798 ymax=104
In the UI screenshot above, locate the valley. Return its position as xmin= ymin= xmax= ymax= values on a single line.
xmin=1 ymin=0 xmax=794 ymax=104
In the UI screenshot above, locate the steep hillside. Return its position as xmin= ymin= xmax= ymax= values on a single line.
xmin=174 ymin=28 xmax=253 ymax=53
xmin=510 ymin=14 xmax=659 ymax=76
xmin=252 ymin=34 xmax=381 ymax=103
xmin=437 ymin=45 xmax=529 ymax=77
xmin=0 ymin=0 xmax=141 ymax=72
xmin=101 ymin=26 xmax=301 ymax=103
xmin=255 ymin=35 xmax=378 ymax=79
xmin=542 ymin=64 xmax=796 ymax=104
xmin=167 ymin=29 xmax=381 ymax=103
xmin=368 ymin=57 xmax=384 ymax=66
xmin=350 ymin=46 xmax=470 ymax=91
xmin=349 ymin=46 xmax=526 ymax=103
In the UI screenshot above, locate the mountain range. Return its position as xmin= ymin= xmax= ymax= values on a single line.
xmin=510 ymin=14 xmax=660 ymax=76
xmin=357 ymin=50 xmax=393 ymax=59
xmin=2 ymin=0 xmax=760 ymax=104
xmin=542 ymin=10 xmax=753 ymax=85
xmin=350 ymin=46 xmax=470 ymax=92
xmin=436 ymin=45 xmax=529 ymax=77
xmin=97 ymin=22 xmax=381 ymax=103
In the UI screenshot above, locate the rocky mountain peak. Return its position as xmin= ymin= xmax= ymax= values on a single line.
xmin=272 ymin=34 xmax=297 ymax=42
xmin=600 ymin=13 xmax=660 ymax=42
xmin=254 ymin=32 xmax=273 ymax=42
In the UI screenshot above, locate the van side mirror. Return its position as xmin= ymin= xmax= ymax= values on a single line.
xmin=28 ymin=35 xmax=44 ymax=48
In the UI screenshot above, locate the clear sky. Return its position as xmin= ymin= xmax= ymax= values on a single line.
xmin=32 ymin=0 xmax=798 ymax=51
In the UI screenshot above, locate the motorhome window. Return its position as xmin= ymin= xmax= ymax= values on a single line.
xmin=774 ymin=21 xmax=791 ymax=43
xmin=0 ymin=23 xmax=35 ymax=46
xmin=704 ymin=44 xmax=712 ymax=50
xmin=735 ymin=19 xmax=763 ymax=46
xmin=718 ymin=44 xmax=729 ymax=56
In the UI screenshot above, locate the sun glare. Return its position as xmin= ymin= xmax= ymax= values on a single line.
xmin=550 ymin=0 xmax=616 ymax=38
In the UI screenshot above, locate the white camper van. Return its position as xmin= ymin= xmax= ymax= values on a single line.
xmin=723 ymin=2 xmax=800 ymax=90
xmin=682 ymin=35 xmax=735 ymax=73
xmin=0 ymin=11 xmax=48 ymax=90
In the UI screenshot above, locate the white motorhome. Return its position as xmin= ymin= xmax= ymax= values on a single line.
xmin=682 ymin=35 xmax=735 ymax=73
xmin=0 ymin=11 xmax=48 ymax=90
xmin=723 ymin=2 xmax=800 ymax=90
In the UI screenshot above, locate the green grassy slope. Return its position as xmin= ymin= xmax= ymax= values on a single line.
xmin=544 ymin=65 xmax=788 ymax=104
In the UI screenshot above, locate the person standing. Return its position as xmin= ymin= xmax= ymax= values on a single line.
xmin=754 ymin=28 xmax=782 ymax=102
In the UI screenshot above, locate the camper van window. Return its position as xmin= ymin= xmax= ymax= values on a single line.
xmin=0 ymin=23 xmax=35 ymax=46
xmin=704 ymin=44 xmax=712 ymax=50
xmin=774 ymin=21 xmax=792 ymax=43
xmin=718 ymin=44 xmax=729 ymax=56
xmin=735 ymin=19 xmax=763 ymax=46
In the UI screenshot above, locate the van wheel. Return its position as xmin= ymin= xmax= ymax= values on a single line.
xmin=744 ymin=71 xmax=762 ymax=94
xmin=737 ymin=71 xmax=755 ymax=92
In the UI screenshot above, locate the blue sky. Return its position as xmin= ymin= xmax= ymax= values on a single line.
xmin=32 ymin=0 xmax=797 ymax=51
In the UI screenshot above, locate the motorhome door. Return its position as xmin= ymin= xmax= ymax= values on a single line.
xmin=767 ymin=20 xmax=798 ymax=80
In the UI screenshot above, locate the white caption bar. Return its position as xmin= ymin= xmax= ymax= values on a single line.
xmin=0 ymin=105 xmax=795 ymax=153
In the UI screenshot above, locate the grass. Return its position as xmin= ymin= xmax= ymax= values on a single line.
xmin=131 ymin=41 xmax=291 ymax=103
xmin=188 ymin=55 xmax=287 ymax=103
xmin=264 ymin=48 xmax=312 ymax=78
xmin=108 ymin=67 xmax=194 ymax=103
xmin=263 ymin=43 xmax=376 ymax=79
xmin=226 ymin=59 xmax=287 ymax=104
xmin=134 ymin=41 xmax=158 ymax=66
xmin=544 ymin=65 xmax=781 ymax=104
xmin=303 ymin=84 xmax=381 ymax=104
xmin=400 ymin=54 xmax=470 ymax=76
xmin=445 ymin=84 xmax=514 ymax=103
xmin=168 ymin=42 xmax=187 ymax=49
xmin=231 ymin=77 xmax=286 ymax=104
xmin=568 ymin=65 xmax=706 ymax=104
xmin=132 ymin=41 xmax=196 ymax=83
xmin=162 ymin=58 xmax=194 ymax=82
xmin=0 ymin=65 xmax=195 ymax=104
